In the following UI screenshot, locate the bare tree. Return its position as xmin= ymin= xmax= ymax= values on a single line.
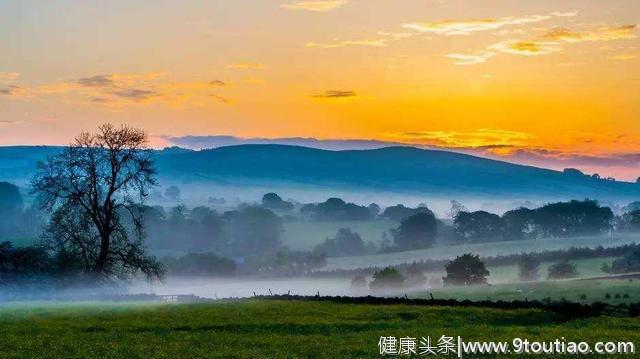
xmin=32 ymin=124 xmax=163 ymax=280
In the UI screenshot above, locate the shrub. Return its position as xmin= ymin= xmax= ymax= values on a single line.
xmin=443 ymin=253 xmax=490 ymax=286
xmin=547 ymin=261 xmax=578 ymax=279
xmin=369 ymin=267 xmax=404 ymax=291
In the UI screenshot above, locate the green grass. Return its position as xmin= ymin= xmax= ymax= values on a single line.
xmin=283 ymin=220 xmax=397 ymax=250
xmin=1 ymin=299 xmax=639 ymax=358
xmin=327 ymin=234 xmax=640 ymax=270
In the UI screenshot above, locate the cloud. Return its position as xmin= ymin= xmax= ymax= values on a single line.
xmin=225 ymin=62 xmax=265 ymax=70
xmin=445 ymin=51 xmax=495 ymax=65
xmin=4 ymin=72 xmax=234 ymax=109
xmin=306 ymin=38 xmax=389 ymax=48
xmin=608 ymin=53 xmax=639 ymax=60
xmin=110 ymin=88 xmax=158 ymax=101
xmin=306 ymin=31 xmax=412 ymax=49
xmin=0 ymin=72 xmax=19 ymax=83
xmin=76 ymin=75 xmax=115 ymax=87
xmin=0 ymin=84 xmax=26 ymax=97
xmin=402 ymin=15 xmax=550 ymax=35
xmin=389 ymin=129 xmax=533 ymax=149
xmin=210 ymin=94 xmax=232 ymax=105
xmin=280 ymin=0 xmax=347 ymax=12
xmin=312 ymin=90 xmax=357 ymax=99
xmin=489 ymin=40 xmax=561 ymax=56
xmin=543 ymin=25 xmax=637 ymax=43
xmin=551 ymin=11 xmax=579 ymax=17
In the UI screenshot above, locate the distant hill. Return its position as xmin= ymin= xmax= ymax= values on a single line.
xmin=1 ymin=144 xmax=639 ymax=200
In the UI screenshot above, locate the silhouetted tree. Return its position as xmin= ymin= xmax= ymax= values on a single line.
xmin=617 ymin=210 xmax=640 ymax=232
xmin=301 ymin=198 xmax=372 ymax=221
xmin=392 ymin=212 xmax=438 ymax=250
xmin=443 ymin=253 xmax=489 ymax=286
xmin=381 ymin=204 xmax=433 ymax=221
xmin=31 ymin=124 xmax=163 ymax=280
xmin=369 ymin=267 xmax=404 ymax=291
xmin=518 ymin=254 xmax=540 ymax=281
xmin=454 ymin=211 xmax=503 ymax=242
xmin=502 ymin=207 xmax=537 ymax=240
xmin=534 ymin=199 xmax=613 ymax=238
xmin=367 ymin=203 xmax=381 ymax=218
xmin=447 ymin=200 xmax=466 ymax=220
xmin=225 ymin=206 xmax=283 ymax=256
xmin=313 ymin=228 xmax=366 ymax=257
xmin=547 ymin=261 xmax=578 ymax=279
xmin=262 ymin=192 xmax=294 ymax=212
xmin=603 ymin=248 xmax=640 ymax=274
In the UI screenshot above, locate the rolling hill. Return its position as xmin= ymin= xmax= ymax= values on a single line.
xmin=1 ymin=144 xmax=639 ymax=200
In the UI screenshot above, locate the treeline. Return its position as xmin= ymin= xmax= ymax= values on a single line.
xmin=455 ymin=200 xmax=615 ymax=243
xmin=309 ymin=243 xmax=640 ymax=278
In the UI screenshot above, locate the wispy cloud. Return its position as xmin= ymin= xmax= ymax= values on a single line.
xmin=489 ymin=40 xmax=561 ymax=56
xmin=76 ymin=75 xmax=115 ymax=87
xmin=0 ymin=84 xmax=26 ymax=97
xmin=225 ymin=62 xmax=265 ymax=70
xmin=402 ymin=15 xmax=551 ymax=36
xmin=551 ymin=11 xmax=579 ymax=17
xmin=110 ymin=88 xmax=159 ymax=101
xmin=312 ymin=90 xmax=357 ymax=99
xmin=280 ymin=0 xmax=347 ymax=12
xmin=446 ymin=52 xmax=495 ymax=65
xmin=608 ymin=52 xmax=639 ymax=60
xmin=4 ymin=72 xmax=234 ymax=109
xmin=306 ymin=38 xmax=389 ymax=48
xmin=0 ymin=72 xmax=20 ymax=84
xmin=444 ymin=22 xmax=637 ymax=65
xmin=543 ymin=25 xmax=637 ymax=43
xmin=306 ymin=31 xmax=413 ymax=49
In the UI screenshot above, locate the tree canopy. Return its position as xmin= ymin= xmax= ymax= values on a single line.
xmin=31 ymin=124 xmax=162 ymax=281
xmin=443 ymin=253 xmax=489 ymax=286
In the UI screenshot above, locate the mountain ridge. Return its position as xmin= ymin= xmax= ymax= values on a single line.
xmin=0 ymin=144 xmax=638 ymax=200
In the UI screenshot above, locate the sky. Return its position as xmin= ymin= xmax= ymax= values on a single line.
xmin=0 ymin=0 xmax=639 ymax=180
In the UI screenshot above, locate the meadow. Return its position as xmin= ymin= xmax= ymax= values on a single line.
xmin=1 ymin=299 xmax=639 ymax=358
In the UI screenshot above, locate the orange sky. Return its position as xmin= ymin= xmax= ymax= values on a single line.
xmin=0 ymin=0 xmax=639 ymax=179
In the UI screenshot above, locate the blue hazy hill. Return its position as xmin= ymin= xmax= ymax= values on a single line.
xmin=1 ymin=144 xmax=639 ymax=200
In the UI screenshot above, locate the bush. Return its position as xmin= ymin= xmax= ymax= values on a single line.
xmin=547 ymin=261 xmax=578 ymax=279
xmin=369 ymin=267 xmax=404 ymax=291
xmin=443 ymin=253 xmax=489 ymax=286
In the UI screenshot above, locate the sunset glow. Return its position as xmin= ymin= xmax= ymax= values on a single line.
xmin=1 ymin=0 xmax=638 ymax=179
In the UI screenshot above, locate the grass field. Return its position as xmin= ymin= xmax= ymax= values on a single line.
xmin=1 ymin=299 xmax=639 ymax=358
xmin=283 ymin=220 xmax=397 ymax=250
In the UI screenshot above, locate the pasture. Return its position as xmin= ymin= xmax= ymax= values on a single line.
xmin=0 ymin=299 xmax=639 ymax=358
